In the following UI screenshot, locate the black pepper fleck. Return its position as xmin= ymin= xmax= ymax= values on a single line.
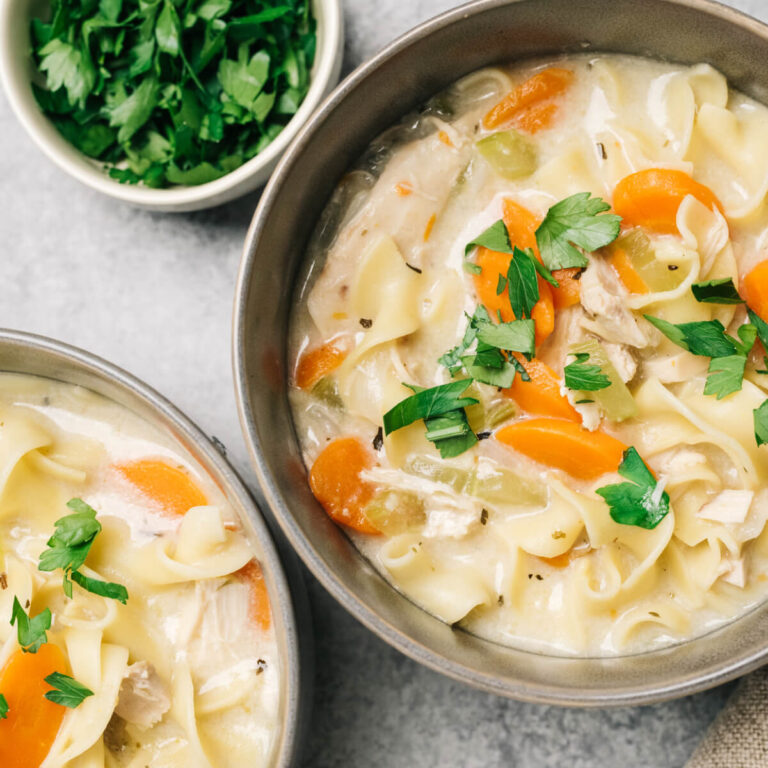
xmin=405 ymin=263 xmax=422 ymax=274
xmin=359 ymin=318 xmax=373 ymax=329
xmin=480 ymin=509 xmax=488 ymax=525
xmin=477 ymin=431 xmax=491 ymax=441
xmin=668 ymin=264 xmax=679 ymax=271
xmin=535 ymin=574 xmax=543 ymax=581
xmin=372 ymin=427 xmax=384 ymax=452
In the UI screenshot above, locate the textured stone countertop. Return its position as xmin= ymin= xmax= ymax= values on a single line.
xmin=1 ymin=0 xmax=767 ymax=765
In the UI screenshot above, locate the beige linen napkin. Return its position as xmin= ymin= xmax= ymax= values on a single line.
xmin=685 ymin=667 xmax=768 ymax=767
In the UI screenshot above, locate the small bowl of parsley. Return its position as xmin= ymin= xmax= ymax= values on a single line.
xmin=0 ymin=0 xmax=342 ymax=210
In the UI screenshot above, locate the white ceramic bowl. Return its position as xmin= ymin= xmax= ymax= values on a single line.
xmin=0 ymin=0 xmax=343 ymax=211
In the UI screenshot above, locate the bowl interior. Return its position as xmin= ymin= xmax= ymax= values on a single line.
xmin=236 ymin=0 xmax=768 ymax=705
xmin=0 ymin=329 xmax=310 ymax=764
xmin=0 ymin=0 xmax=343 ymax=211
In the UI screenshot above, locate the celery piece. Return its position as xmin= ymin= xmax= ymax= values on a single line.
xmin=467 ymin=464 xmax=546 ymax=507
xmin=404 ymin=455 xmax=471 ymax=493
xmin=483 ymin=399 xmax=517 ymax=429
xmin=476 ymin=131 xmax=537 ymax=180
xmin=570 ymin=339 xmax=637 ymax=421
xmin=363 ymin=490 xmax=426 ymax=536
xmin=613 ymin=229 xmax=681 ymax=292
xmin=311 ymin=376 xmax=343 ymax=409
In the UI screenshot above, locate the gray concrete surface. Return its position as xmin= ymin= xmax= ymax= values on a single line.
xmin=2 ymin=0 xmax=767 ymax=765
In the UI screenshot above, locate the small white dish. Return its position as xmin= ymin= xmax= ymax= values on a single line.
xmin=0 ymin=0 xmax=343 ymax=211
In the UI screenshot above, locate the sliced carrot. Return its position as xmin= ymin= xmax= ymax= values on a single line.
xmin=395 ymin=182 xmax=412 ymax=197
xmin=483 ymin=68 xmax=574 ymax=131
xmin=503 ymin=356 xmax=580 ymax=422
xmin=550 ymin=267 xmax=582 ymax=309
xmin=295 ymin=341 xmax=347 ymax=390
xmin=0 ymin=644 xmax=68 ymax=768
xmin=309 ymin=437 xmax=380 ymax=534
xmin=495 ymin=417 xmax=627 ymax=480
xmin=473 ymin=199 xmax=554 ymax=345
xmin=237 ymin=560 xmax=271 ymax=632
xmin=742 ymin=260 xmax=768 ymax=322
xmin=114 ymin=459 xmax=207 ymax=516
xmin=609 ymin=245 xmax=649 ymax=294
xmin=514 ymin=101 xmax=559 ymax=134
xmin=612 ymin=169 xmax=725 ymax=235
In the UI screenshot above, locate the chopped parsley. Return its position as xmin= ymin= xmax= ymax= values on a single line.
xmin=10 ymin=597 xmax=51 ymax=654
xmin=0 ymin=694 xmax=7 ymax=719
xmin=30 ymin=0 xmax=316 ymax=187
xmin=755 ymin=400 xmax=768 ymax=447
xmin=39 ymin=499 xmax=128 ymax=604
xmin=44 ymin=672 xmax=94 ymax=708
xmin=563 ymin=353 xmax=611 ymax=392
xmin=596 ymin=447 xmax=670 ymax=529
xmin=691 ymin=278 xmax=744 ymax=304
xmin=535 ymin=192 xmax=622 ymax=270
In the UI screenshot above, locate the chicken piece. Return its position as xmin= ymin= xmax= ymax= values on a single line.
xmin=602 ymin=341 xmax=637 ymax=383
xmin=114 ymin=661 xmax=171 ymax=729
xmin=579 ymin=257 xmax=648 ymax=348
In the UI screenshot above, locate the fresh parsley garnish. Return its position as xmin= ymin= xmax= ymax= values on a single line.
xmin=535 ymin=192 xmax=622 ymax=270
xmin=755 ymin=400 xmax=768 ymax=447
xmin=0 ymin=693 xmax=7 ymax=719
xmin=383 ymin=381 xmax=479 ymax=459
xmin=691 ymin=278 xmax=744 ymax=305
xmin=39 ymin=499 xmax=129 ymax=604
xmin=462 ymin=344 xmax=516 ymax=388
xmin=30 ymin=0 xmax=316 ymax=187
xmin=596 ymin=447 xmax=670 ymax=529
xmin=10 ymin=597 xmax=51 ymax=653
xmin=44 ymin=672 xmax=94 ymax=708
xmin=563 ymin=353 xmax=611 ymax=392
xmin=464 ymin=219 xmax=511 ymax=256
xmin=748 ymin=308 xmax=768 ymax=352
xmin=475 ymin=319 xmax=535 ymax=356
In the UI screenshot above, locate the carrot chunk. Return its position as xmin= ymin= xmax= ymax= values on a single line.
xmin=483 ymin=68 xmax=574 ymax=131
xmin=550 ymin=267 xmax=582 ymax=309
xmin=742 ymin=260 xmax=768 ymax=322
xmin=0 ymin=644 xmax=68 ymax=768
xmin=309 ymin=437 xmax=380 ymax=534
xmin=237 ymin=560 xmax=271 ymax=632
xmin=513 ymin=101 xmax=559 ymax=134
xmin=503 ymin=357 xmax=580 ymax=422
xmin=495 ymin=418 xmax=627 ymax=479
xmin=295 ymin=341 xmax=347 ymax=390
xmin=612 ymin=169 xmax=725 ymax=234
xmin=473 ymin=199 xmax=554 ymax=345
xmin=114 ymin=459 xmax=207 ymax=516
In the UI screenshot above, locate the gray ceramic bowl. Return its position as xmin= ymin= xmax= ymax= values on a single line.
xmin=234 ymin=0 xmax=768 ymax=705
xmin=0 ymin=329 xmax=311 ymax=763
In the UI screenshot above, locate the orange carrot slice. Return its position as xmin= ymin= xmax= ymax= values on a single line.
xmin=0 ymin=644 xmax=68 ymax=768
xmin=514 ymin=101 xmax=559 ymax=134
xmin=114 ymin=459 xmax=207 ymax=516
xmin=473 ymin=199 xmax=554 ymax=345
xmin=503 ymin=357 xmax=580 ymax=422
xmin=612 ymin=169 xmax=725 ymax=235
xmin=295 ymin=341 xmax=347 ymax=390
xmin=309 ymin=437 xmax=380 ymax=534
xmin=483 ymin=68 xmax=574 ymax=131
xmin=609 ymin=245 xmax=649 ymax=294
xmin=550 ymin=267 xmax=582 ymax=309
xmin=495 ymin=418 xmax=627 ymax=480
xmin=237 ymin=560 xmax=271 ymax=632
xmin=742 ymin=259 xmax=768 ymax=322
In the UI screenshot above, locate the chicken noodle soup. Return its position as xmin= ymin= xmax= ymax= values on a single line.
xmin=0 ymin=374 xmax=279 ymax=766
xmin=290 ymin=54 xmax=768 ymax=656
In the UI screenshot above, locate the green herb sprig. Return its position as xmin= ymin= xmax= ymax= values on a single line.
xmin=44 ymin=672 xmax=94 ymax=708
xmin=563 ymin=353 xmax=611 ymax=392
xmin=10 ymin=597 xmax=51 ymax=654
xmin=0 ymin=693 xmax=7 ymax=719
xmin=30 ymin=0 xmax=316 ymax=187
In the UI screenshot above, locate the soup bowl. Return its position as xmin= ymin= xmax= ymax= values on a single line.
xmin=234 ymin=0 xmax=768 ymax=705
xmin=0 ymin=329 xmax=311 ymax=764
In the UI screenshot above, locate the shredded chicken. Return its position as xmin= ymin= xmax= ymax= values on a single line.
xmin=114 ymin=661 xmax=171 ymax=729
xmin=578 ymin=257 xmax=648 ymax=348
xmin=602 ymin=341 xmax=637 ymax=383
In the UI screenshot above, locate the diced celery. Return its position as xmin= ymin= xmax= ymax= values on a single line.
xmin=483 ymin=399 xmax=517 ymax=429
xmin=467 ymin=464 xmax=546 ymax=508
xmin=311 ymin=376 xmax=343 ymax=409
xmin=612 ymin=229 xmax=681 ymax=292
xmin=570 ymin=338 xmax=637 ymax=422
xmin=476 ymin=131 xmax=537 ymax=180
xmin=363 ymin=490 xmax=426 ymax=536
xmin=404 ymin=455 xmax=471 ymax=493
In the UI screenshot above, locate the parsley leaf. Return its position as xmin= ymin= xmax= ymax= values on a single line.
xmin=506 ymin=247 xmax=540 ymax=320
xmin=44 ymin=672 xmax=94 ymax=708
xmin=155 ymin=0 xmax=181 ymax=56
xmin=644 ymin=316 xmax=740 ymax=358
xmin=383 ymin=381 xmax=478 ymax=435
xmin=704 ymin=355 xmax=748 ymax=399
xmin=10 ymin=597 xmax=51 ymax=653
xmin=0 ymin=694 xmax=7 ymax=719
xmin=462 ymin=345 xmax=516 ymax=388
xmin=748 ymin=309 xmax=768 ymax=352
xmin=691 ymin=277 xmax=744 ymax=305
xmin=424 ymin=409 xmax=478 ymax=458
xmin=464 ymin=219 xmax=512 ymax=256
xmin=564 ymin=353 xmax=611 ymax=391
xmin=37 ymin=39 xmax=96 ymax=108
xmin=535 ymin=192 xmax=622 ymax=270
xmin=71 ymin=571 xmax=129 ymax=605
xmin=596 ymin=447 xmax=670 ymax=529
xmin=755 ymin=400 xmax=768 ymax=447
xmin=438 ymin=307 xmax=490 ymax=375
xmin=475 ymin=318 xmax=535 ymax=356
